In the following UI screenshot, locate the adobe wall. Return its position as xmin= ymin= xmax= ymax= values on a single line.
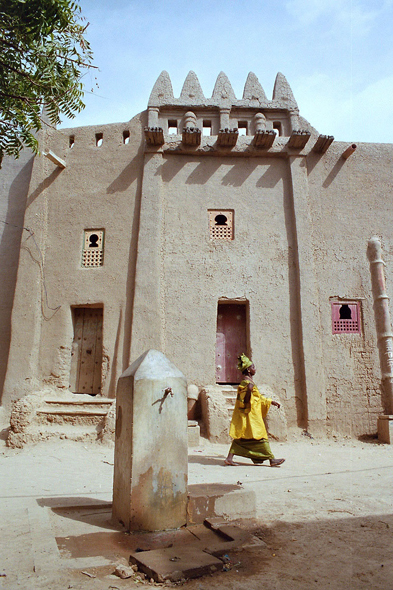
xmin=2 ymin=69 xmax=392 ymax=440
xmin=0 ymin=151 xmax=34 ymax=403
xmin=306 ymin=142 xmax=393 ymax=436
xmin=131 ymin=139 xmax=393 ymax=436
xmin=131 ymin=152 xmax=304 ymax=427
xmin=2 ymin=113 xmax=146 ymax=407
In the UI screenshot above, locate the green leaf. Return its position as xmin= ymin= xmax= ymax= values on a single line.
xmin=0 ymin=0 xmax=94 ymax=159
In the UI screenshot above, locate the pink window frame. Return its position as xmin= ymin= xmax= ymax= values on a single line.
xmin=331 ymin=301 xmax=361 ymax=334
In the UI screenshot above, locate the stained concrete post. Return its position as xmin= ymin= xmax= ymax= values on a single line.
xmin=367 ymin=238 xmax=393 ymax=441
xmin=112 ymin=349 xmax=188 ymax=531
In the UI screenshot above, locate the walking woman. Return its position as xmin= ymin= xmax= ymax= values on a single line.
xmin=225 ymin=353 xmax=285 ymax=467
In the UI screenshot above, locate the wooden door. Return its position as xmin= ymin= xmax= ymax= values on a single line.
xmin=215 ymin=304 xmax=247 ymax=384
xmin=70 ymin=307 xmax=103 ymax=394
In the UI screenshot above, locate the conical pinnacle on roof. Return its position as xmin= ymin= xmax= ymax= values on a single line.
xmin=148 ymin=71 xmax=174 ymax=106
xmin=272 ymin=72 xmax=298 ymax=108
xmin=180 ymin=71 xmax=205 ymax=103
xmin=243 ymin=72 xmax=267 ymax=103
xmin=212 ymin=71 xmax=236 ymax=102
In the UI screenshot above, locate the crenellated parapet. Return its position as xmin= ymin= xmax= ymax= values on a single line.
xmin=144 ymin=70 xmax=330 ymax=153
xmin=148 ymin=70 xmax=298 ymax=111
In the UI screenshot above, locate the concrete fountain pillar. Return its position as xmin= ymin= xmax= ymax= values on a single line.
xmin=112 ymin=349 xmax=188 ymax=531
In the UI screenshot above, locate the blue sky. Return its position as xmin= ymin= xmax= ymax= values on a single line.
xmin=61 ymin=0 xmax=393 ymax=143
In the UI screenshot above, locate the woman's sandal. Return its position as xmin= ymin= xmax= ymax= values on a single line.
xmin=224 ymin=459 xmax=239 ymax=466
xmin=270 ymin=458 xmax=285 ymax=467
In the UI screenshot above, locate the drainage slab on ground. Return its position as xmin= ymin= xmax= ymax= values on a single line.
xmin=130 ymin=545 xmax=223 ymax=582
xmin=52 ymin=502 xmax=264 ymax=582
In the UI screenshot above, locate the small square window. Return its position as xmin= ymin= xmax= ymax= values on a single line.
xmin=209 ymin=210 xmax=234 ymax=241
xmin=203 ymin=120 xmax=212 ymax=136
xmin=238 ymin=121 xmax=247 ymax=136
xmin=331 ymin=301 xmax=361 ymax=334
xmin=168 ymin=120 xmax=178 ymax=134
xmin=82 ymin=230 xmax=104 ymax=267
xmin=273 ymin=122 xmax=282 ymax=136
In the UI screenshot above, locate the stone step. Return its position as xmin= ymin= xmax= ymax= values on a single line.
xmin=221 ymin=387 xmax=237 ymax=416
xmin=12 ymin=422 xmax=102 ymax=445
xmin=37 ymin=408 xmax=108 ymax=416
xmin=35 ymin=405 xmax=109 ymax=426
xmin=44 ymin=397 xmax=113 ymax=405
xmin=34 ymin=397 xmax=113 ymax=428
xmin=42 ymin=398 xmax=113 ymax=412
xmin=28 ymin=422 xmax=100 ymax=434
xmin=8 ymin=395 xmax=114 ymax=448
xmin=223 ymin=394 xmax=237 ymax=404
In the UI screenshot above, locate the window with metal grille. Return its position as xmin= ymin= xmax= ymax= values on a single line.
xmin=331 ymin=301 xmax=361 ymax=334
xmin=209 ymin=210 xmax=234 ymax=240
xmin=82 ymin=230 xmax=104 ymax=267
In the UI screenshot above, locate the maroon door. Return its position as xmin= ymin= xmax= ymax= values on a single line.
xmin=215 ymin=304 xmax=247 ymax=384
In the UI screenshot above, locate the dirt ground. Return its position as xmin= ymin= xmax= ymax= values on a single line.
xmin=1 ymin=424 xmax=392 ymax=590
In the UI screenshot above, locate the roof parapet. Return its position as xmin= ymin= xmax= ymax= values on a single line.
xmin=272 ymin=72 xmax=298 ymax=110
xmin=148 ymin=71 xmax=300 ymax=112
xmin=180 ymin=71 xmax=205 ymax=104
xmin=212 ymin=71 xmax=237 ymax=104
xmin=242 ymin=72 xmax=268 ymax=106
xmin=148 ymin=71 xmax=174 ymax=106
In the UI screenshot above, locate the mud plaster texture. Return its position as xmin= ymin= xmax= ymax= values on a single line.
xmin=1 ymin=70 xmax=393 ymax=442
xmin=1 ymin=424 xmax=392 ymax=590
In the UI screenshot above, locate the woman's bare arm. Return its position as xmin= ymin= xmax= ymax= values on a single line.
xmin=243 ymin=380 xmax=253 ymax=406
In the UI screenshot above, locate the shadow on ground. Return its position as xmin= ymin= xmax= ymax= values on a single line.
xmin=188 ymin=455 xmax=228 ymax=466
xmin=184 ymin=513 xmax=393 ymax=590
xmin=37 ymin=491 xmax=393 ymax=590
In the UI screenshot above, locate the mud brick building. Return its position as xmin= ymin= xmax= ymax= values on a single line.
xmin=1 ymin=71 xmax=393 ymax=443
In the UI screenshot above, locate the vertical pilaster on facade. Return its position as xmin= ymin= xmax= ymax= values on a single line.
xmin=130 ymin=154 xmax=164 ymax=361
xmin=253 ymin=113 xmax=267 ymax=132
xmin=182 ymin=111 xmax=201 ymax=146
xmin=2 ymin=151 xmax=51 ymax=406
xmin=378 ymin=415 xmax=393 ymax=444
xmin=252 ymin=114 xmax=276 ymax=149
xmin=219 ymin=108 xmax=231 ymax=130
xmin=367 ymin=237 xmax=393 ymax=415
xmin=218 ymin=106 xmax=238 ymax=146
xmin=288 ymin=156 xmax=326 ymax=434
xmin=147 ymin=107 xmax=159 ymax=128
xmin=289 ymin=111 xmax=300 ymax=133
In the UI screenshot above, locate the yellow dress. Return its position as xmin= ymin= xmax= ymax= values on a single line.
xmin=229 ymin=379 xmax=272 ymax=440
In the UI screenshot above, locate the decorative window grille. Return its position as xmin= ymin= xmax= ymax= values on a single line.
xmin=331 ymin=301 xmax=361 ymax=334
xmin=82 ymin=230 xmax=104 ymax=267
xmin=209 ymin=210 xmax=234 ymax=240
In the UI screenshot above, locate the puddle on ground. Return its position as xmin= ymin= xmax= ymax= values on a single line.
xmin=57 ymin=527 xmax=197 ymax=559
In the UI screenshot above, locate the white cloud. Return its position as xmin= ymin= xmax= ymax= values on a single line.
xmin=285 ymin=0 xmax=389 ymax=36
xmin=351 ymin=75 xmax=393 ymax=142
xmin=294 ymin=72 xmax=393 ymax=142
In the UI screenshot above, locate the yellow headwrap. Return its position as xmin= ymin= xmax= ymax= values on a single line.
xmin=237 ymin=353 xmax=253 ymax=372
